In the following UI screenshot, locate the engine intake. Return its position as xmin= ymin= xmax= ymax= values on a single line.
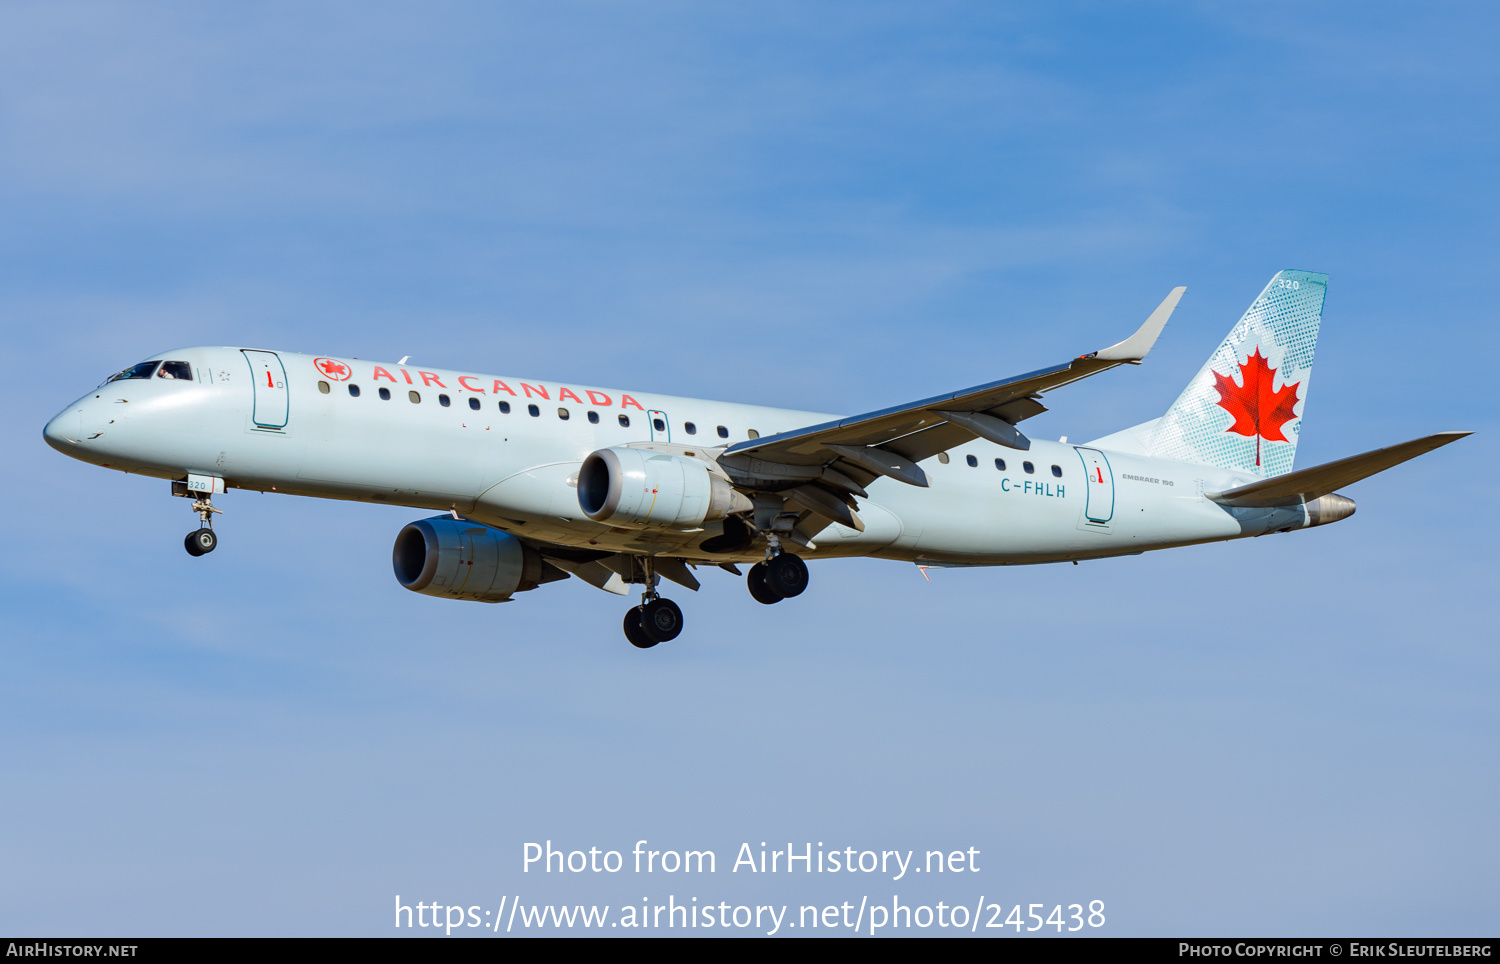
xmin=578 ymin=446 xmax=750 ymax=529
xmin=393 ymin=517 xmax=564 ymax=602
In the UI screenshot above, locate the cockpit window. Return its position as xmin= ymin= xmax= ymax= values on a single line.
xmin=156 ymin=361 xmax=193 ymax=380
xmin=107 ymin=361 xmax=160 ymax=382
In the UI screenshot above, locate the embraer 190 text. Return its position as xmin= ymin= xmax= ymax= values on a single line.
xmin=44 ymin=271 xmax=1468 ymax=648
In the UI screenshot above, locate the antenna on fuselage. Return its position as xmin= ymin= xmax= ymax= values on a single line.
xmin=398 ymin=356 xmax=410 ymax=365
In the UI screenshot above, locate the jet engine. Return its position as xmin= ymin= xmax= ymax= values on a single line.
xmin=578 ymin=446 xmax=751 ymax=530
xmin=392 ymin=517 xmax=566 ymax=602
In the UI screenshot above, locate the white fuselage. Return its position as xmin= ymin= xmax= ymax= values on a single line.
xmin=44 ymin=347 xmax=1305 ymax=568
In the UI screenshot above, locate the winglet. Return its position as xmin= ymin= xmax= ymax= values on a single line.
xmin=1090 ymin=286 xmax=1186 ymax=363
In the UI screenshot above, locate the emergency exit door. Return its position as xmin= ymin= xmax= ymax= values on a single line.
xmin=648 ymin=409 xmax=671 ymax=442
xmin=243 ymin=350 xmax=289 ymax=429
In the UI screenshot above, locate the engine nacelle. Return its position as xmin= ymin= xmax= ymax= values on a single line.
xmin=578 ymin=446 xmax=750 ymax=529
xmin=392 ymin=517 xmax=560 ymax=602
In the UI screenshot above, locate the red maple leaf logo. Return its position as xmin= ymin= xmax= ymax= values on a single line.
xmin=315 ymin=357 xmax=351 ymax=380
xmin=1211 ymin=347 xmax=1301 ymax=466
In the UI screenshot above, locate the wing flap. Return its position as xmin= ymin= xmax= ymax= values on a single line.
xmin=543 ymin=556 xmax=631 ymax=594
xmin=883 ymin=421 xmax=977 ymax=465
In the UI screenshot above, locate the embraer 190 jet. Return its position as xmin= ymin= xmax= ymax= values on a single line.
xmin=43 ymin=271 xmax=1467 ymax=648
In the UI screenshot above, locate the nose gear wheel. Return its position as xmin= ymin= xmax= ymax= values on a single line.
xmin=184 ymin=528 xmax=218 ymax=556
xmin=178 ymin=489 xmax=224 ymax=557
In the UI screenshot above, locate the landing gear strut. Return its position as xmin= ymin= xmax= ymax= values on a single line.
xmin=183 ymin=493 xmax=222 ymax=557
xmin=622 ymin=556 xmax=684 ymax=648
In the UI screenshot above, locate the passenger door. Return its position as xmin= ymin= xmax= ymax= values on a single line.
xmin=243 ymin=350 xmax=289 ymax=429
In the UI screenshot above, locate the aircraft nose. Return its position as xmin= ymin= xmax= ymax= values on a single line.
xmin=43 ymin=407 xmax=83 ymax=452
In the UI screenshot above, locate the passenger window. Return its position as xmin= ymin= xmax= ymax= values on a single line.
xmin=1023 ymin=461 xmax=1035 ymax=474
xmin=439 ymin=394 xmax=451 ymax=407
xmin=653 ymin=417 xmax=665 ymax=432
xmin=499 ymin=401 xmax=511 ymax=414
xmin=587 ymin=411 xmax=599 ymax=424
xmin=528 ymin=404 xmax=540 ymax=417
xmin=349 ymin=384 xmax=361 ymax=397
xmin=408 ymin=391 xmax=421 ymax=403
xmin=317 ymin=380 xmax=330 ymax=394
xmin=157 ymin=361 xmax=193 ymax=380
xmin=558 ymin=408 xmax=570 ymax=420
xmin=966 ymin=454 xmax=978 ymax=467
xmin=684 ymin=422 xmax=697 ymax=435
xmin=108 ymin=361 xmax=159 ymax=382
xmin=938 ymin=453 xmax=950 ymax=464
xmin=994 ymin=458 xmax=1005 ymax=471
xmin=1051 ymin=464 xmax=1062 ymax=478
xmin=619 ymin=414 xmax=630 ymax=428
xmin=716 ymin=425 xmax=728 ymax=438
xmin=379 ymin=388 xmax=391 ymax=400
xmin=468 ymin=397 xmax=480 ymax=411
xmin=747 ymin=429 xmax=759 ymax=439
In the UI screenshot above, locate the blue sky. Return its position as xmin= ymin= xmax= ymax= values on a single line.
xmin=2 ymin=2 xmax=1495 ymax=936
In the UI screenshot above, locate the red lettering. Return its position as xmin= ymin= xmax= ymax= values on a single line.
xmin=621 ymin=394 xmax=645 ymax=411
xmin=372 ymin=366 xmax=397 ymax=383
xmin=557 ymin=387 xmax=583 ymax=404
xmin=419 ymin=371 xmax=447 ymax=388
xmin=585 ymin=390 xmax=612 ymax=406
xmin=457 ymin=376 xmax=484 ymax=393
xmin=492 ymin=380 xmax=517 ymax=396
xmin=521 ymin=383 xmax=550 ymax=400
xmin=400 ymin=369 xmax=413 ymax=384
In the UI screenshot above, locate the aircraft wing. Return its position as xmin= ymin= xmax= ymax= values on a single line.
xmin=1206 ymin=431 xmax=1471 ymax=508
xmin=720 ymin=287 xmax=1186 ymax=490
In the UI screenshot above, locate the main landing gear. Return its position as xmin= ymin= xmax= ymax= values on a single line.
xmin=182 ymin=493 xmax=222 ymax=557
xmin=622 ymin=557 xmax=684 ymax=649
xmin=747 ymin=547 xmax=808 ymax=605
xmin=624 ymin=598 xmax=684 ymax=649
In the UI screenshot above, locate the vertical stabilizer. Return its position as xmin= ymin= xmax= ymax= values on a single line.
xmin=1148 ymin=270 xmax=1327 ymax=478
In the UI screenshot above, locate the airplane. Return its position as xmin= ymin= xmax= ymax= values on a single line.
xmin=42 ymin=270 xmax=1468 ymax=649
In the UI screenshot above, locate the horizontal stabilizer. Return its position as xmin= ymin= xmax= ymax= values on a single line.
xmin=1206 ymin=431 xmax=1470 ymax=508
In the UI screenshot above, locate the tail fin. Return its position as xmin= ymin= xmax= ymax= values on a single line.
xmin=1148 ymin=269 xmax=1327 ymax=478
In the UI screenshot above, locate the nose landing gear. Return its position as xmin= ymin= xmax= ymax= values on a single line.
xmin=181 ymin=493 xmax=222 ymax=557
